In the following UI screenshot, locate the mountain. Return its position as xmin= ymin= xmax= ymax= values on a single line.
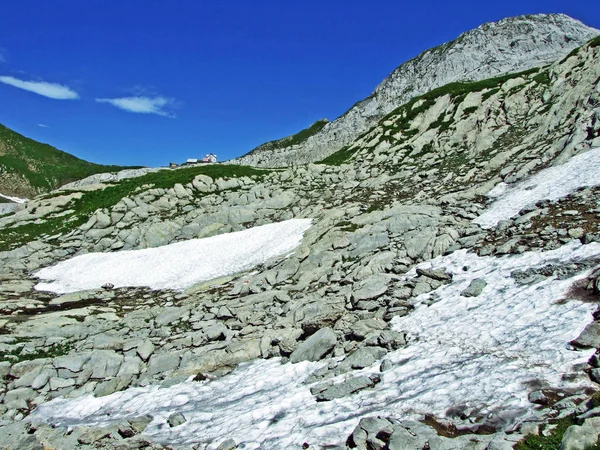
xmin=234 ymin=13 xmax=599 ymax=167
xmin=1 ymin=26 xmax=600 ymax=450
xmin=0 ymin=123 xmax=132 ymax=198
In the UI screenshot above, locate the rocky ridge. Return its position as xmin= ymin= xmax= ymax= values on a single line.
xmin=233 ymin=13 xmax=598 ymax=168
xmin=0 ymin=32 xmax=599 ymax=450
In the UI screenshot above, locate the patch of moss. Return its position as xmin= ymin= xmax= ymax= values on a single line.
xmin=335 ymin=220 xmax=360 ymax=232
xmin=481 ymin=88 xmax=501 ymax=102
xmin=532 ymin=72 xmax=551 ymax=85
xmin=317 ymin=145 xmax=358 ymax=166
xmin=588 ymin=35 xmax=600 ymax=48
xmin=514 ymin=416 xmax=576 ymax=450
xmin=0 ymin=342 xmax=73 ymax=363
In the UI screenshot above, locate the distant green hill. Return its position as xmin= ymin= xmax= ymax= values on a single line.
xmin=0 ymin=124 xmax=133 ymax=198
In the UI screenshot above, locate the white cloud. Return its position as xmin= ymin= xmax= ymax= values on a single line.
xmin=0 ymin=76 xmax=79 ymax=99
xmin=38 ymin=123 xmax=50 ymax=128
xmin=95 ymin=96 xmax=176 ymax=118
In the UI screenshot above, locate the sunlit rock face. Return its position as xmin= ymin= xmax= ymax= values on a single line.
xmin=234 ymin=13 xmax=599 ymax=167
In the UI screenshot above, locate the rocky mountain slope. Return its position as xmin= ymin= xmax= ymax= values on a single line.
xmin=0 ymin=123 xmax=131 ymax=198
xmin=233 ymin=13 xmax=599 ymax=168
xmin=0 ymin=31 xmax=599 ymax=450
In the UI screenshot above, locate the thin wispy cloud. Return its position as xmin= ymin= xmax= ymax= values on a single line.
xmin=95 ymin=96 xmax=176 ymax=118
xmin=38 ymin=123 xmax=50 ymax=128
xmin=0 ymin=76 xmax=79 ymax=99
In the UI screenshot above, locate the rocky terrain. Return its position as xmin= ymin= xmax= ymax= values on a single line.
xmin=233 ymin=13 xmax=598 ymax=168
xmin=0 ymin=23 xmax=599 ymax=450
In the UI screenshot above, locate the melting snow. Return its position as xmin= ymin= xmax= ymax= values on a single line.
xmin=0 ymin=193 xmax=28 ymax=204
xmin=34 ymin=219 xmax=312 ymax=293
xmin=29 ymin=241 xmax=600 ymax=449
xmin=474 ymin=147 xmax=600 ymax=228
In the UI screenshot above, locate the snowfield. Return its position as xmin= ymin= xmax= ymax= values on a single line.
xmin=29 ymin=241 xmax=600 ymax=449
xmin=34 ymin=219 xmax=313 ymax=293
xmin=0 ymin=193 xmax=28 ymax=204
xmin=474 ymin=147 xmax=600 ymax=228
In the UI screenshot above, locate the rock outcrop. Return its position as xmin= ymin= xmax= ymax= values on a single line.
xmin=233 ymin=13 xmax=598 ymax=167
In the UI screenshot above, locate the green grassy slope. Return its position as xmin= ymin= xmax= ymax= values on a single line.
xmin=0 ymin=123 xmax=133 ymax=197
xmin=242 ymin=119 xmax=329 ymax=157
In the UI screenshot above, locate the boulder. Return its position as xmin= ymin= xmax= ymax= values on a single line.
xmin=289 ymin=327 xmax=337 ymax=363
xmin=352 ymin=275 xmax=390 ymax=302
xmin=560 ymin=417 xmax=600 ymax=450
xmin=167 ymin=412 xmax=187 ymax=427
xmin=461 ymin=278 xmax=488 ymax=297
xmin=571 ymin=322 xmax=600 ymax=348
xmin=311 ymin=374 xmax=381 ymax=401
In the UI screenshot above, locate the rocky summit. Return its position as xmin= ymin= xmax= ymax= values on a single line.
xmin=233 ymin=13 xmax=598 ymax=168
xmin=0 ymin=16 xmax=600 ymax=450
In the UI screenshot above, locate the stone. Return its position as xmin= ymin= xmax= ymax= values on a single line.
xmin=352 ymin=275 xmax=390 ymax=302
xmin=571 ymin=321 xmax=600 ymax=348
xmin=147 ymin=352 xmax=181 ymax=376
xmin=376 ymin=330 xmax=406 ymax=350
xmin=415 ymin=267 xmax=452 ymax=281
xmin=217 ymin=438 xmax=238 ymax=450
xmin=311 ymin=374 xmax=381 ymax=401
xmin=204 ymin=322 xmax=228 ymax=342
xmin=136 ymin=340 xmax=155 ymax=362
xmin=461 ymin=278 xmax=487 ymax=297
xmin=529 ymin=390 xmax=549 ymax=405
xmin=3 ymin=387 xmax=36 ymax=410
xmin=403 ymin=229 xmax=436 ymax=260
xmin=289 ymin=327 xmax=337 ymax=363
xmin=167 ymin=412 xmax=187 ymax=427
xmin=560 ymin=417 xmax=600 ymax=450
xmin=351 ymin=318 xmax=387 ymax=340
xmin=53 ymin=353 xmax=90 ymax=373
xmin=341 ymin=347 xmax=387 ymax=370
xmin=87 ymin=350 xmax=124 ymax=379
xmin=49 ymin=377 xmax=76 ymax=391
xmin=349 ymin=416 xmax=394 ymax=450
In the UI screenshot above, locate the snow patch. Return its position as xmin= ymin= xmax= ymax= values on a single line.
xmin=29 ymin=241 xmax=600 ymax=448
xmin=474 ymin=147 xmax=600 ymax=228
xmin=34 ymin=219 xmax=312 ymax=293
xmin=0 ymin=193 xmax=28 ymax=203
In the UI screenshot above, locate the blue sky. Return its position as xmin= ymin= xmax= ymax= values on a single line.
xmin=0 ymin=1 xmax=598 ymax=168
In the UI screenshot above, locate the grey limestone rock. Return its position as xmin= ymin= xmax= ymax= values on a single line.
xmin=571 ymin=321 xmax=600 ymax=348
xmin=289 ymin=327 xmax=337 ymax=363
xmin=560 ymin=417 xmax=600 ymax=450
xmin=233 ymin=15 xmax=598 ymax=168
xmin=216 ymin=438 xmax=238 ymax=450
xmin=311 ymin=374 xmax=381 ymax=401
xmin=167 ymin=412 xmax=187 ymax=427
xmin=461 ymin=278 xmax=488 ymax=297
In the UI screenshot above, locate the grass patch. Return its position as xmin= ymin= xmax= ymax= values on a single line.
xmin=335 ymin=220 xmax=360 ymax=232
xmin=245 ymin=119 xmax=328 ymax=156
xmin=532 ymin=72 xmax=551 ymax=85
xmin=0 ymin=164 xmax=270 ymax=251
xmin=481 ymin=88 xmax=501 ymax=102
xmin=317 ymin=145 xmax=358 ymax=166
xmin=0 ymin=342 xmax=73 ymax=363
xmin=588 ymin=35 xmax=600 ymax=49
xmin=514 ymin=416 xmax=576 ymax=450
